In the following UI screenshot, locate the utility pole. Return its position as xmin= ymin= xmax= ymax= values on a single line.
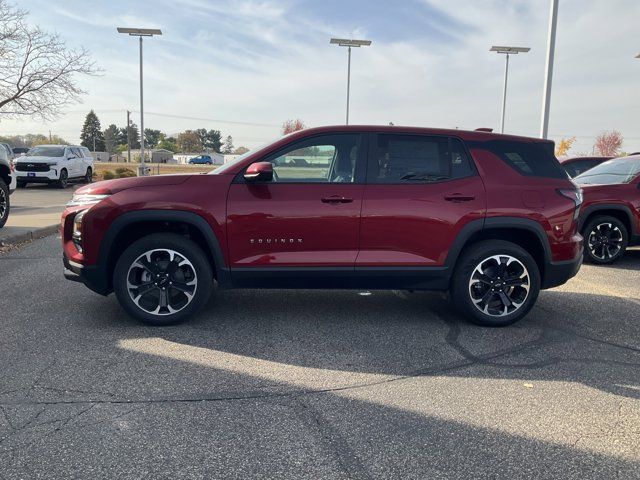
xmin=49 ymin=130 xmax=52 ymax=142
xmin=126 ymin=110 xmax=131 ymax=163
xmin=540 ymin=0 xmax=559 ymax=139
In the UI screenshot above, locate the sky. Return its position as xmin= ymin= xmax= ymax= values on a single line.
xmin=3 ymin=0 xmax=640 ymax=153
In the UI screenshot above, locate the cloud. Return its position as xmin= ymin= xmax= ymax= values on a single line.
xmin=4 ymin=0 xmax=640 ymax=154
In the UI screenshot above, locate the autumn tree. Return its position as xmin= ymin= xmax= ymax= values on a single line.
xmin=157 ymin=134 xmax=178 ymax=153
xmin=234 ymin=146 xmax=249 ymax=155
xmin=594 ymin=131 xmax=623 ymax=157
xmin=177 ymin=130 xmax=203 ymax=153
xmin=0 ymin=0 xmax=99 ymax=119
xmin=80 ymin=110 xmax=104 ymax=151
xmin=282 ymin=119 xmax=306 ymax=135
xmin=555 ymin=137 xmax=576 ymax=157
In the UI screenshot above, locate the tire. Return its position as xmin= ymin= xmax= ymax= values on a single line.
xmin=113 ymin=233 xmax=213 ymax=326
xmin=0 ymin=180 xmax=9 ymax=229
xmin=450 ymin=240 xmax=541 ymax=327
xmin=84 ymin=167 xmax=93 ymax=184
xmin=16 ymin=181 xmax=26 ymax=188
xmin=582 ymin=215 xmax=628 ymax=264
xmin=56 ymin=169 xmax=68 ymax=189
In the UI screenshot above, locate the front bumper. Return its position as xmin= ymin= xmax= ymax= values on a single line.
xmin=541 ymin=250 xmax=583 ymax=289
xmin=63 ymin=255 xmax=111 ymax=296
xmin=16 ymin=170 xmax=59 ymax=182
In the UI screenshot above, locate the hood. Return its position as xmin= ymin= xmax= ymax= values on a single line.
xmin=17 ymin=155 xmax=60 ymax=163
xmin=76 ymin=174 xmax=192 ymax=195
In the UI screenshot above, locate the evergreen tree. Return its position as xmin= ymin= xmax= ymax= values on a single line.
xmin=222 ymin=135 xmax=234 ymax=154
xmin=80 ymin=110 xmax=105 ymax=151
xmin=144 ymin=128 xmax=162 ymax=149
xmin=103 ymin=124 xmax=119 ymax=154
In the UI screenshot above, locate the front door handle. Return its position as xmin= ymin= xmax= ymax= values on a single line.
xmin=444 ymin=194 xmax=475 ymax=202
xmin=321 ymin=196 xmax=353 ymax=204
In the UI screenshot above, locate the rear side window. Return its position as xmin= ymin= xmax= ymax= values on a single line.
xmin=368 ymin=134 xmax=476 ymax=183
xmin=563 ymin=159 xmax=600 ymax=178
xmin=481 ymin=140 xmax=568 ymax=179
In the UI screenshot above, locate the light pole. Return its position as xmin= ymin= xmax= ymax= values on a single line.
xmin=117 ymin=27 xmax=162 ymax=176
xmin=330 ymin=38 xmax=372 ymax=125
xmin=490 ymin=46 xmax=530 ymax=134
xmin=540 ymin=0 xmax=559 ymax=139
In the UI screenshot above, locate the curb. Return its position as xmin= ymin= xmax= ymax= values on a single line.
xmin=0 ymin=224 xmax=59 ymax=246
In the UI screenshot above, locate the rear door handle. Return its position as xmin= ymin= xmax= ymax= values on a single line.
xmin=321 ymin=196 xmax=353 ymax=204
xmin=444 ymin=194 xmax=475 ymax=202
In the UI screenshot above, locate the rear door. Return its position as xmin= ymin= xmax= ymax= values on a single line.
xmin=226 ymin=133 xmax=366 ymax=286
xmin=357 ymin=133 xmax=486 ymax=272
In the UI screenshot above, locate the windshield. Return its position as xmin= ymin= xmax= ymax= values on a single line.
xmin=574 ymin=157 xmax=640 ymax=185
xmin=27 ymin=146 xmax=66 ymax=157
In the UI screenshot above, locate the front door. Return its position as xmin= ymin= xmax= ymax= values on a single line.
xmin=356 ymin=133 xmax=486 ymax=287
xmin=227 ymin=133 xmax=366 ymax=287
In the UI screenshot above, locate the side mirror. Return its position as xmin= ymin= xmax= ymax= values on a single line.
xmin=244 ymin=162 xmax=273 ymax=182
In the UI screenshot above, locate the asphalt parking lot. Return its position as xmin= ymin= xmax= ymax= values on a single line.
xmin=0 ymin=235 xmax=639 ymax=479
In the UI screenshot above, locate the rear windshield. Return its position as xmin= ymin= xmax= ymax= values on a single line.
xmin=479 ymin=140 xmax=568 ymax=179
xmin=27 ymin=146 xmax=65 ymax=157
xmin=574 ymin=158 xmax=640 ymax=185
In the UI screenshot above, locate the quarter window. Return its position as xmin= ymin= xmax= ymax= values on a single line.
xmin=264 ymin=134 xmax=360 ymax=183
xmin=368 ymin=134 xmax=475 ymax=183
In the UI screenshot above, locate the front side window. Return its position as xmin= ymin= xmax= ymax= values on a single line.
xmin=27 ymin=146 xmax=65 ymax=157
xmin=264 ymin=134 xmax=360 ymax=183
xmin=574 ymin=158 xmax=640 ymax=185
xmin=368 ymin=134 xmax=475 ymax=183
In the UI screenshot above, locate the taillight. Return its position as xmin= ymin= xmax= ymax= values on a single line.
xmin=557 ymin=188 xmax=583 ymax=220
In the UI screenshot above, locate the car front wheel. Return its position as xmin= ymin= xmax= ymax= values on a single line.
xmin=56 ymin=169 xmax=68 ymax=189
xmin=113 ymin=233 xmax=213 ymax=325
xmin=84 ymin=167 xmax=93 ymax=184
xmin=450 ymin=240 xmax=541 ymax=327
xmin=583 ymin=216 xmax=628 ymax=264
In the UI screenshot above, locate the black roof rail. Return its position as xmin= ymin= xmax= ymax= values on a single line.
xmin=475 ymin=128 xmax=493 ymax=132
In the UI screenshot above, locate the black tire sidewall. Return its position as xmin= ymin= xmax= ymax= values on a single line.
xmin=57 ymin=169 xmax=68 ymax=189
xmin=0 ymin=180 xmax=9 ymax=228
xmin=583 ymin=216 xmax=628 ymax=264
xmin=451 ymin=240 xmax=541 ymax=327
xmin=113 ymin=233 xmax=213 ymax=325
xmin=85 ymin=167 xmax=93 ymax=183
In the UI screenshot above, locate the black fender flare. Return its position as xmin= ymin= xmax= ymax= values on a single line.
xmin=99 ymin=210 xmax=229 ymax=285
xmin=444 ymin=216 xmax=552 ymax=269
xmin=578 ymin=204 xmax=636 ymax=236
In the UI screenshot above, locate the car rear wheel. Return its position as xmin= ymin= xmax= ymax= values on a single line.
xmin=113 ymin=233 xmax=213 ymax=325
xmin=0 ymin=180 xmax=9 ymax=228
xmin=450 ymin=240 xmax=541 ymax=327
xmin=583 ymin=216 xmax=628 ymax=264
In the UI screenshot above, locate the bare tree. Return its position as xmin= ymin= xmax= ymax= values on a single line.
xmin=593 ymin=131 xmax=623 ymax=157
xmin=0 ymin=0 xmax=99 ymax=120
xmin=282 ymin=119 xmax=306 ymax=135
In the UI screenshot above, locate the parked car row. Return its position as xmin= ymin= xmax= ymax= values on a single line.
xmin=0 ymin=144 xmax=95 ymax=229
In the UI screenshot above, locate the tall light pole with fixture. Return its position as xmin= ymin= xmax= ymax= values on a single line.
xmin=330 ymin=38 xmax=372 ymax=125
xmin=490 ymin=46 xmax=530 ymax=134
xmin=540 ymin=0 xmax=559 ymax=139
xmin=117 ymin=27 xmax=162 ymax=176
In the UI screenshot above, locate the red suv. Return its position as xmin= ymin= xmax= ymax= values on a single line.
xmin=574 ymin=155 xmax=640 ymax=263
xmin=61 ymin=126 xmax=583 ymax=327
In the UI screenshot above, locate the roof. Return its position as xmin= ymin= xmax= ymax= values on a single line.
xmin=282 ymin=125 xmax=552 ymax=144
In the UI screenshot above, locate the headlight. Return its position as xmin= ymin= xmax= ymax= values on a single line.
xmin=72 ymin=209 xmax=89 ymax=253
xmin=67 ymin=194 xmax=110 ymax=207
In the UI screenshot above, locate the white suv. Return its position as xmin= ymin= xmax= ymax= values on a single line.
xmin=14 ymin=145 xmax=94 ymax=189
xmin=0 ymin=143 xmax=16 ymax=228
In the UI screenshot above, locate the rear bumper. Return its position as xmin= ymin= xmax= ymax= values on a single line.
xmin=63 ymin=255 xmax=111 ymax=296
xmin=542 ymin=252 xmax=583 ymax=289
